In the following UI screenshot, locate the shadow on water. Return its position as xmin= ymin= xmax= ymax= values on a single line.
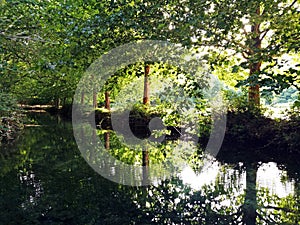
xmin=0 ymin=112 xmax=299 ymax=224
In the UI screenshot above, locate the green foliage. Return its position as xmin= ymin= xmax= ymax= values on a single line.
xmin=157 ymin=0 xmax=300 ymax=100
xmin=257 ymin=187 xmax=300 ymax=225
xmin=0 ymin=92 xmax=23 ymax=144
xmin=97 ymin=130 xmax=175 ymax=166
xmin=292 ymin=92 xmax=300 ymax=110
xmin=223 ymin=88 xmax=249 ymax=112
xmin=0 ymin=92 xmax=18 ymax=115
xmin=1 ymin=0 xmax=299 ymax=109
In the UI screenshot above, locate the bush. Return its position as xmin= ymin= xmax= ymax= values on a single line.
xmin=292 ymin=93 xmax=300 ymax=110
xmin=0 ymin=92 xmax=18 ymax=116
xmin=223 ymin=88 xmax=249 ymax=112
xmin=0 ymin=92 xmax=23 ymax=144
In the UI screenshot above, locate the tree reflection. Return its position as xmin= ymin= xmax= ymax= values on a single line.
xmin=243 ymin=162 xmax=258 ymax=225
xmin=1 ymin=113 xmax=300 ymax=224
xmin=129 ymin=160 xmax=300 ymax=224
xmin=142 ymin=145 xmax=149 ymax=186
xmin=99 ymin=127 xmax=300 ymax=224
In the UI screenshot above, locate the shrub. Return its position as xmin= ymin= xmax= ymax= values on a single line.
xmin=0 ymin=92 xmax=23 ymax=144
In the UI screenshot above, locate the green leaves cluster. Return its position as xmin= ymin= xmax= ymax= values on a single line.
xmin=0 ymin=92 xmax=23 ymax=144
xmin=1 ymin=0 xmax=299 ymax=108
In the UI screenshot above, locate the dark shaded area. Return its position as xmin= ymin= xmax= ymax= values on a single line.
xmin=195 ymin=110 xmax=300 ymax=160
xmin=45 ymin=104 xmax=73 ymax=120
xmin=93 ymin=108 xmax=300 ymax=158
xmin=0 ymin=113 xmax=142 ymax=225
xmin=94 ymin=109 xmax=182 ymax=140
xmin=2 ymin=112 xmax=300 ymax=225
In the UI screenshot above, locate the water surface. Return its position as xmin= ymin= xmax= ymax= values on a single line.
xmin=0 ymin=112 xmax=299 ymax=224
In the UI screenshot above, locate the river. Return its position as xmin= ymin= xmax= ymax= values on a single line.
xmin=0 ymin=112 xmax=299 ymax=224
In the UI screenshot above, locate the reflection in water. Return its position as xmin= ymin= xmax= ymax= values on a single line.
xmin=104 ymin=131 xmax=110 ymax=150
xmin=181 ymin=161 xmax=296 ymax=224
xmin=0 ymin=113 xmax=299 ymax=224
xmin=19 ymin=170 xmax=43 ymax=209
xmin=180 ymin=162 xmax=221 ymax=189
xmin=181 ymin=162 xmax=294 ymax=197
xmin=257 ymin=162 xmax=294 ymax=197
xmin=142 ymin=145 xmax=149 ymax=186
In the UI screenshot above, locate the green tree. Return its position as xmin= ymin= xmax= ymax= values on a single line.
xmin=113 ymin=0 xmax=300 ymax=106
xmin=2 ymin=0 xmax=299 ymax=109
xmin=179 ymin=0 xmax=299 ymax=106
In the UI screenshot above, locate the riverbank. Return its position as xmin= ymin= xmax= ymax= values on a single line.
xmin=0 ymin=112 xmax=24 ymax=145
xmin=93 ymin=107 xmax=300 ymax=155
xmin=5 ymin=104 xmax=299 ymax=158
xmin=227 ymin=110 xmax=299 ymax=148
xmin=1 ymin=105 xmax=53 ymax=146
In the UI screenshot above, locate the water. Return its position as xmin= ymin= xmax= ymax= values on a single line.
xmin=0 ymin=112 xmax=299 ymax=224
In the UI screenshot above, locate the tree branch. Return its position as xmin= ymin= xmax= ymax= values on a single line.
xmin=280 ymin=0 xmax=298 ymax=17
xmin=242 ymin=26 xmax=248 ymax=36
xmin=242 ymin=51 xmax=250 ymax=59
xmin=263 ymin=205 xmax=297 ymax=213
xmin=3 ymin=15 xmax=23 ymax=32
xmin=286 ymin=0 xmax=298 ymax=11
xmin=260 ymin=29 xmax=270 ymax=41
xmin=257 ymin=212 xmax=277 ymax=225
xmin=226 ymin=38 xmax=253 ymax=55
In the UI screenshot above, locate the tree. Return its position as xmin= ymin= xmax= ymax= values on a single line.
xmin=2 ymin=0 xmax=299 ymax=109
xmin=113 ymin=0 xmax=300 ymax=107
xmin=0 ymin=0 xmax=107 ymax=105
xmin=0 ymin=0 xmax=44 ymax=93
xmin=181 ymin=0 xmax=299 ymax=106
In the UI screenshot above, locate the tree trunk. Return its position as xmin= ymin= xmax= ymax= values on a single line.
xmin=248 ymin=7 xmax=262 ymax=107
xmin=54 ymin=98 xmax=60 ymax=109
xmin=142 ymin=64 xmax=150 ymax=185
xmin=142 ymin=147 xmax=149 ymax=186
xmin=243 ymin=162 xmax=258 ymax=225
xmin=105 ymin=91 xmax=110 ymax=110
xmin=248 ymin=62 xmax=261 ymax=106
xmin=142 ymin=148 xmax=149 ymax=167
xmin=93 ymin=90 xmax=97 ymax=108
xmin=62 ymin=97 xmax=66 ymax=107
xmin=143 ymin=65 xmax=150 ymax=105
xmin=104 ymin=132 xmax=110 ymax=150
xmin=81 ymin=91 xmax=85 ymax=105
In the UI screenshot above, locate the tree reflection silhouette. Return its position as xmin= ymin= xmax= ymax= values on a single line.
xmin=1 ymin=113 xmax=300 ymax=224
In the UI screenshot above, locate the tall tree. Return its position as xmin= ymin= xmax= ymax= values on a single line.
xmin=2 ymin=0 xmax=299 ymax=108
xmin=118 ymin=0 xmax=300 ymax=106
xmin=177 ymin=0 xmax=299 ymax=106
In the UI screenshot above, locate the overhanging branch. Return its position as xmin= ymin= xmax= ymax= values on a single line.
xmin=260 ymin=29 xmax=270 ymax=41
